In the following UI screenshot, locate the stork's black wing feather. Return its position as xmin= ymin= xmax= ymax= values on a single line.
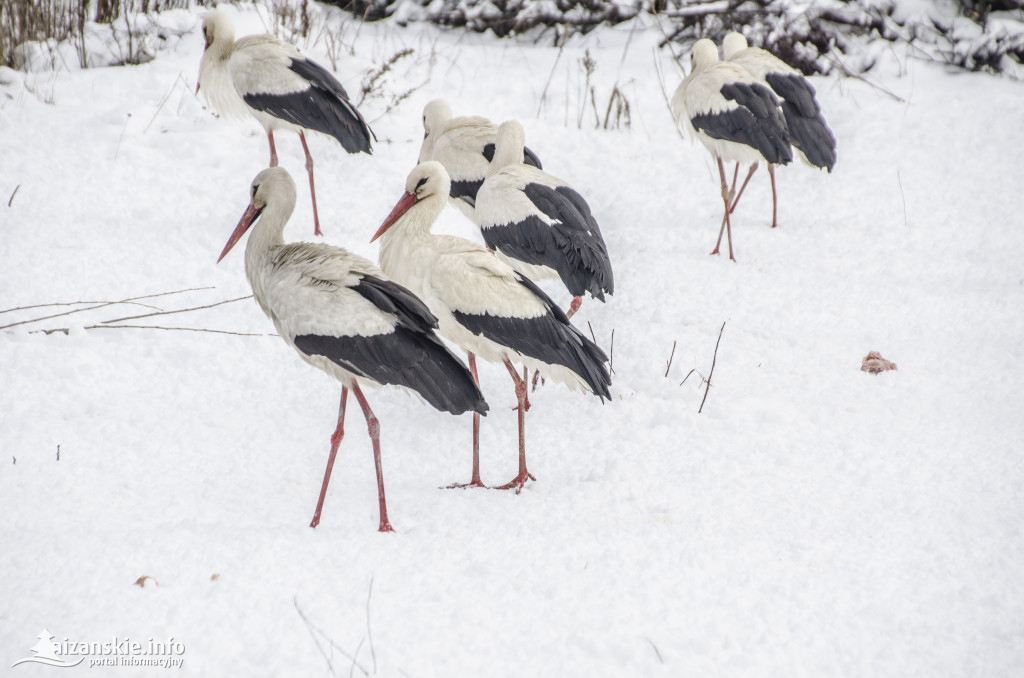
xmin=294 ymin=275 xmax=487 ymax=416
xmin=691 ymin=82 xmax=793 ymax=165
xmin=243 ymin=57 xmax=374 ymax=154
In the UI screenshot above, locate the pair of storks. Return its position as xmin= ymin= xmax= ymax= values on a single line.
xmin=672 ymin=34 xmax=838 ymax=260
xmin=198 ymin=12 xmax=614 ymax=531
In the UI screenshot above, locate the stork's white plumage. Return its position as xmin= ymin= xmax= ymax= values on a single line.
xmin=372 ymin=161 xmax=611 ymax=491
xmin=723 ymin=31 xmax=837 ymax=228
xmin=475 ymin=120 xmax=613 ymax=319
xmin=198 ymin=11 xmax=373 ymax=236
xmin=672 ymin=38 xmax=793 ymax=260
xmin=418 ymin=99 xmax=543 ymax=221
xmin=217 ymin=167 xmax=487 ymax=532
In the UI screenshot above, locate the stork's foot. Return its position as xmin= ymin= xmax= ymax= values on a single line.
xmin=378 ymin=520 xmax=394 ymax=533
xmin=530 ymin=370 xmax=545 ymax=392
xmin=493 ymin=471 xmax=536 ymax=494
xmin=444 ymin=479 xmax=487 ymax=490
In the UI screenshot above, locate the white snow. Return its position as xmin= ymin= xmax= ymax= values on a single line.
xmin=2 ymin=3 xmax=1023 ymax=676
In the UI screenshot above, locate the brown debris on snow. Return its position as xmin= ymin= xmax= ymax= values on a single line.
xmin=861 ymin=351 xmax=898 ymax=374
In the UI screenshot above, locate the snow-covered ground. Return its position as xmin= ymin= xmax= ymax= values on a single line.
xmin=2 ymin=3 xmax=1023 ymax=676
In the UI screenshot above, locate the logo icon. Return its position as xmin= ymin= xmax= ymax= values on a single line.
xmin=12 ymin=629 xmax=84 ymax=668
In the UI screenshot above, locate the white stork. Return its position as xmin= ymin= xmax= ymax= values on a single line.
xmin=198 ymin=10 xmax=373 ymax=236
xmin=371 ymin=161 xmax=611 ymax=492
xmin=671 ymin=38 xmax=793 ymax=260
xmin=418 ymin=99 xmax=543 ymax=221
xmin=217 ymin=166 xmax=487 ymax=532
xmin=475 ymin=120 xmax=613 ymax=319
xmin=723 ymin=31 xmax=837 ymax=228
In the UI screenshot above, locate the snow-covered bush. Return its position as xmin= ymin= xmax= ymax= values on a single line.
xmin=1 ymin=0 xmax=207 ymax=70
xmin=3 ymin=0 xmax=1023 ymax=77
xmin=324 ymin=0 xmax=1024 ymax=76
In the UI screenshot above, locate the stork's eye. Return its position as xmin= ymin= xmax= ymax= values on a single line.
xmin=415 ymin=177 xmax=428 ymax=191
xmin=251 ymin=184 xmax=259 ymax=198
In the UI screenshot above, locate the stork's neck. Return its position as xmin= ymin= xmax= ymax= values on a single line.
xmin=198 ymin=28 xmax=242 ymax=115
xmin=244 ymin=199 xmax=291 ymax=288
xmin=376 ymin=194 xmax=444 ymax=294
xmin=207 ymin=22 xmax=234 ymax=59
xmin=487 ymin=135 xmax=525 ymax=177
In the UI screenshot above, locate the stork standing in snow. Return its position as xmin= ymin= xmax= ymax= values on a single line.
xmin=672 ymin=38 xmax=792 ymax=260
xmin=217 ymin=166 xmax=487 ymax=532
xmin=198 ymin=10 xmax=373 ymax=236
xmin=418 ymin=99 xmax=543 ymax=221
xmin=475 ymin=120 xmax=613 ymax=320
xmin=372 ymin=161 xmax=611 ymax=491
xmin=722 ymin=31 xmax=837 ymax=228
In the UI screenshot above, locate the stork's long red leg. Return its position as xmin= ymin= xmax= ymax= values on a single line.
xmin=267 ymin=130 xmax=278 ymax=167
xmin=446 ymin=353 xmax=486 ymax=489
xmin=350 ymin=381 xmax=393 ymax=532
xmin=494 ymin=360 xmax=535 ymax=493
xmin=310 ymin=385 xmax=348 ymax=528
xmin=768 ymin=163 xmax=778 ymax=228
xmin=712 ymin=158 xmax=737 ymax=261
xmin=730 ymin=163 xmax=758 ymax=215
xmin=299 ymin=130 xmax=323 ymax=237
xmin=522 ymin=365 xmax=531 ymax=410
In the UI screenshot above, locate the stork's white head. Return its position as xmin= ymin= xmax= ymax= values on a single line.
xmin=201 ymin=11 xmax=235 ymax=51
xmin=371 ymin=162 xmax=450 ymax=242
xmin=218 ymin=167 xmax=296 ymax=262
xmin=690 ymin=38 xmax=720 ymax=71
xmin=489 ymin=120 xmax=526 ymax=173
xmin=422 ymin=99 xmax=453 ymax=139
xmin=722 ymin=32 xmax=749 ymax=60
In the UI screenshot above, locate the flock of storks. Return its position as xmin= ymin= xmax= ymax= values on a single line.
xmin=197 ymin=10 xmax=836 ymax=531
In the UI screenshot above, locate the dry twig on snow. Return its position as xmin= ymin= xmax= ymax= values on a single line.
xmin=699 ymin=321 xmax=726 ymax=414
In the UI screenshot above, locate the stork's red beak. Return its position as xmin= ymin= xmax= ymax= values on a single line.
xmin=370 ymin=191 xmax=418 ymax=243
xmin=218 ymin=203 xmax=262 ymax=262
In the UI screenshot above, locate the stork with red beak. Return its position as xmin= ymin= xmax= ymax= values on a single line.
xmin=372 ymin=161 xmax=611 ymax=491
xmin=218 ymin=166 xmax=487 ymax=531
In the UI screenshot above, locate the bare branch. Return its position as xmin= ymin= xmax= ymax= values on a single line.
xmin=366 ymin=578 xmax=377 ymax=675
xmin=536 ymin=42 xmax=565 ymax=118
xmin=294 ymin=597 xmax=369 ymax=677
xmin=664 ymin=340 xmax=677 ymax=378
xmin=821 ymin=52 xmax=906 ymax=103
xmin=0 ymin=287 xmax=216 ymax=330
xmin=609 ymin=328 xmax=615 ymax=375
xmin=652 ymin=49 xmax=685 ymax=141
xmin=698 ymin=322 xmax=726 ymax=414
xmin=349 ymin=639 xmax=365 ymax=678
xmin=100 ymin=295 xmax=252 ymax=325
xmin=1 ymin=300 xmax=160 ymax=316
xmin=33 ymin=325 xmax=271 ymax=337
xmin=646 ymin=637 xmax=665 ymax=664
xmin=7 ymin=184 xmax=19 ymax=207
